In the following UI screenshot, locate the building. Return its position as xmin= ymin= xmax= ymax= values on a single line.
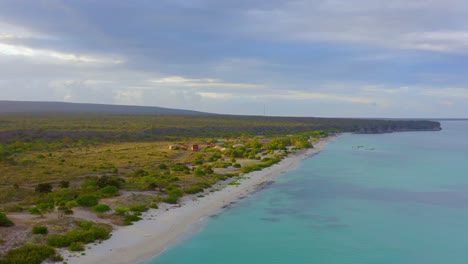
xmin=191 ymin=144 xmax=199 ymax=151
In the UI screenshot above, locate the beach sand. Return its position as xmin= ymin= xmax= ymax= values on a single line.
xmin=66 ymin=137 xmax=334 ymax=264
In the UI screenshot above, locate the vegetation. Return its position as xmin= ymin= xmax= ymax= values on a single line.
xmin=0 ymin=212 xmax=14 ymax=227
xmin=0 ymin=244 xmax=57 ymax=264
xmin=0 ymin=113 xmax=440 ymax=259
xmin=47 ymin=221 xmax=111 ymax=249
xmin=93 ymin=204 xmax=111 ymax=213
xmin=32 ymin=226 xmax=48 ymax=235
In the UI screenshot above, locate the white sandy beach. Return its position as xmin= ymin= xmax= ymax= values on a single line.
xmin=66 ymin=137 xmax=334 ymax=264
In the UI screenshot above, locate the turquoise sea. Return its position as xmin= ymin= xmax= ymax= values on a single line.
xmin=149 ymin=121 xmax=468 ymax=264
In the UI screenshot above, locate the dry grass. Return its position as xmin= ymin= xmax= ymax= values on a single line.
xmin=0 ymin=141 xmax=190 ymax=187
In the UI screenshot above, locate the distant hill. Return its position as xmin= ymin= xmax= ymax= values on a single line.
xmin=0 ymin=101 xmax=211 ymax=116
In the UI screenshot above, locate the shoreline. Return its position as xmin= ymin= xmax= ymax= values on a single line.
xmin=66 ymin=136 xmax=336 ymax=264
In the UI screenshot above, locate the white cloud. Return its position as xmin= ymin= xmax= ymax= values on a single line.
xmin=421 ymin=87 xmax=468 ymax=98
xmin=149 ymin=76 xmax=265 ymax=89
xmin=361 ymin=85 xmax=410 ymax=94
xmin=0 ymin=42 xmax=124 ymax=64
xmin=198 ymin=92 xmax=234 ymax=99
xmin=266 ymin=90 xmax=376 ymax=104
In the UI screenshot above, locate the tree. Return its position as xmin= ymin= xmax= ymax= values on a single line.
xmin=29 ymin=203 xmax=53 ymax=218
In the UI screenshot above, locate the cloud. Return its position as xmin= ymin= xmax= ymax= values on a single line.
xmin=0 ymin=1 xmax=468 ymax=117
xmin=0 ymin=42 xmax=123 ymax=64
xmin=149 ymin=76 xmax=265 ymax=89
xmin=265 ymin=90 xmax=376 ymax=104
xmin=421 ymin=87 xmax=468 ymax=99
xmin=242 ymin=0 xmax=468 ymax=53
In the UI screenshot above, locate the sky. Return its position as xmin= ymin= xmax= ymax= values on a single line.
xmin=1 ymin=0 xmax=468 ymax=118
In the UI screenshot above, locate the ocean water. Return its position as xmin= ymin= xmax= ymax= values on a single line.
xmin=149 ymin=121 xmax=468 ymax=264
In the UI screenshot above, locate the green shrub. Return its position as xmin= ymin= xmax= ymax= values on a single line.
xmin=240 ymin=164 xmax=263 ymax=173
xmin=123 ymin=214 xmax=142 ymax=225
xmin=50 ymin=254 xmax=64 ymax=262
xmin=32 ymin=226 xmax=48 ymax=235
xmin=168 ymin=188 xmax=183 ymax=198
xmin=100 ymin=186 xmax=118 ymax=197
xmin=0 ymin=244 xmax=56 ymax=264
xmin=212 ymin=161 xmax=231 ymax=168
xmin=129 ymin=204 xmax=148 ymax=213
xmin=162 ymin=196 xmax=179 ymax=204
xmin=133 ymin=169 xmax=149 ymax=177
xmin=183 ymin=184 xmax=204 ymax=194
xmin=81 ymin=177 xmax=99 ymax=190
xmin=93 ymin=204 xmax=111 ymax=213
xmin=47 ymin=222 xmax=111 ymax=248
xmin=47 ymin=234 xmax=70 ymax=247
xmin=76 ymin=195 xmax=99 ymax=207
xmin=0 ymin=212 xmax=14 ymax=227
xmin=193 ymin=169 xmax=205 ymax=177
xmin=114 ymin=207 xmax=129 ymax=216
xmin=69 ymin=242 xmax=84 ymax=252
xmin=170 ymin=163 xmax=189 ymax=172
xmin=77 ymin=221 xmax=92 ymax=231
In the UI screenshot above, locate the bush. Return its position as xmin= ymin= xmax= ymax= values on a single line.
xmin=100 ymin=186 xmax=118 ymax=197
xmin=59 ymin=181 xmax=70 ymax=189
xmin=32 ymin=226 xmax=48 ymax=235
xmin=93 ymin=204 xmax=111 ymax=213
xmin=114 ymin=207 xmax=129 ymax=216
xmin=0 ymin=212 xmax=14 ymax=227
xmin=129 ymin=204 xmax=149 ymax=213
xmin=170 ymin=163 xmax=189 ymax=172
xmin=81 ymin=177 xmax=99 ymax=190
xmin=97 ymin=175 xmax=125 ymax=188
xmin=212 ymin=161 xmax=231 ymax=168
xmin=183 ymin=184 xmax=204 ymax=194
xmin=76 ymin=195 xmax=99 ymax=207
xmin=241 ymin=164 xmax=263 ymax=173
xmin=158 ymin=163 xmax=168 ymax=170
xmin=47 ymin=234 xmax=70 ymax=247
xmin=193 ymin=167 xmax=206 ymax=177
xmin=133 ymin=169 xmax=148 ymax=177
xmin=123 ymin=214 xmax=142 ymax=225
xmin=79 ymin=220 xmax=94 ymax=230
xmin=162 ymin=196 xmax=179 ymax=204
xmin=35 ymin=183 xmax=52 ymax=193
xmin=69 ymin=242 xmax=84 ymax=252
xmin=47 ymin=222 xmax=111 ymax=248
xmin=0 ymin=244 xmax=56 ymax=264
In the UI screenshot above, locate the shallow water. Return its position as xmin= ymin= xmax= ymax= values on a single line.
xmin=149 ymin=121 xmax=468 ymax=264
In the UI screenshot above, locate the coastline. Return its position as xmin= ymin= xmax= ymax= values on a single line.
xmin=66 ymin=136 xmax=336 ymax=264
